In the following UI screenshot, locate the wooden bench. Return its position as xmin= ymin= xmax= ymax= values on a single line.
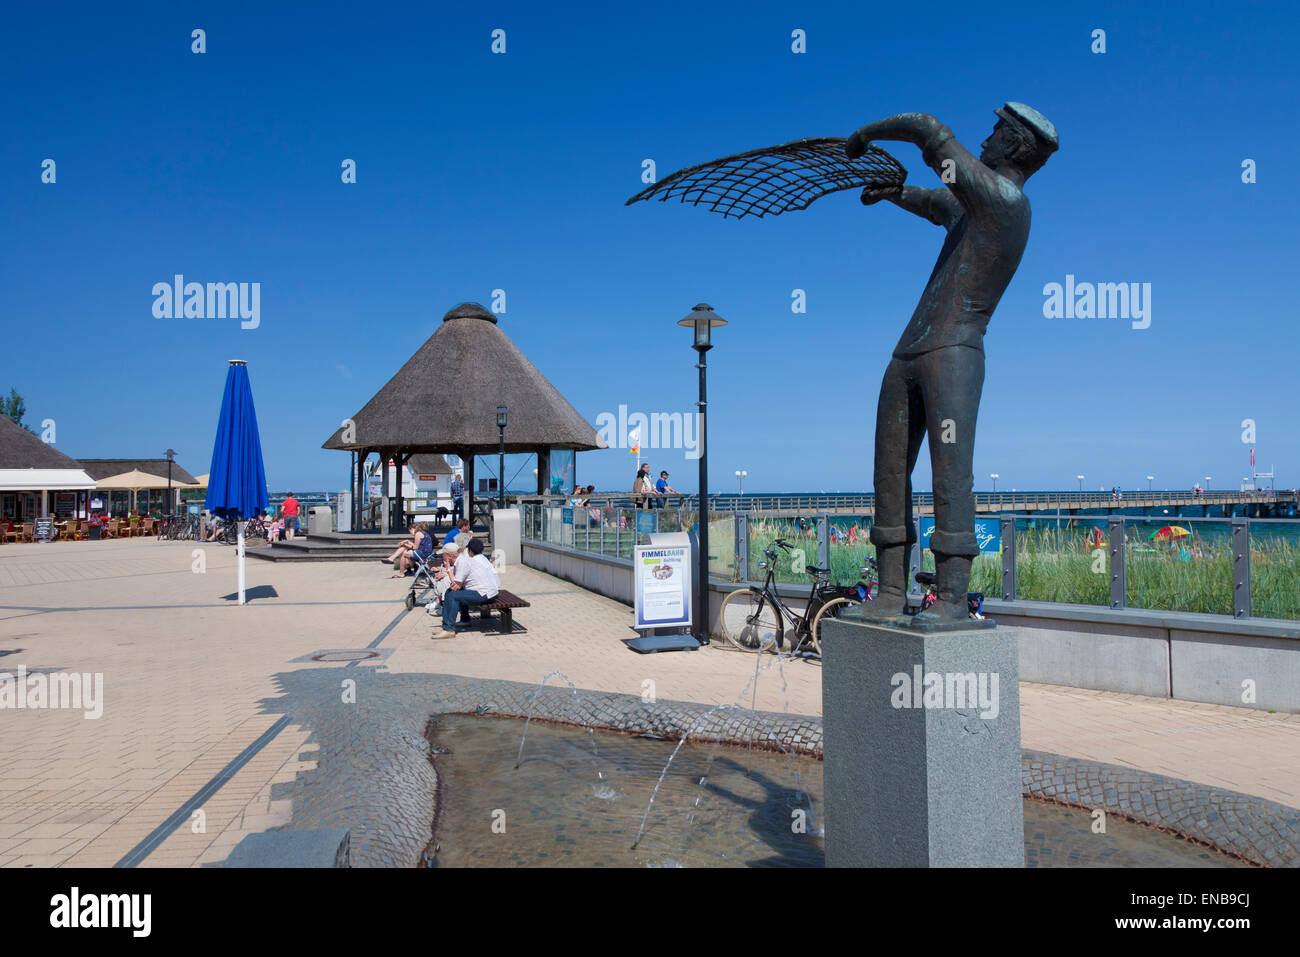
xmin=474 ymin=589 xmax=531 ymax=631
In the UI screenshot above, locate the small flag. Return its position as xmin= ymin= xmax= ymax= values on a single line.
xmin=628 ymin=428 xmax=641 ymax=455
xmin=1251 ymin=447 xmax=1256 ymax=468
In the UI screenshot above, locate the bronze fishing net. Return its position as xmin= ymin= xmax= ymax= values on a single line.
xmin=625 ymin=137 xmax=907 ymax=220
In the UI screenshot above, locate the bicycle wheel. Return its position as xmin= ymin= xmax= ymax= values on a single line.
xmin=718 ymin=587 xmax=783 ymax=652
xmin=810 ymin=597 xmax=854 ymax=656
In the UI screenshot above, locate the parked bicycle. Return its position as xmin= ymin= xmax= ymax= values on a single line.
xmin=718 ymin=538 xmax=877 ymax=655
xmin=157 ymin=514 xmax=201 ymax=541
xmin=915 ymin=571 xmax=986 ymax=619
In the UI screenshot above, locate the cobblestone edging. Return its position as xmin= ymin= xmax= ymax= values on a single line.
xmin=1022 ymin=750 xmax=1299 ymax=867
xmin=261 ymin=669 xmax=1299 ymax=867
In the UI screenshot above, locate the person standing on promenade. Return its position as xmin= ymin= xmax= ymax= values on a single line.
xmin=281 ymin=492 xmax=300 ymax=541
xmin=450 ymin=473 xmax=465 ymax=525
xmin=633 ymin=463 xmax=655 ymax=508
xmin=654 ymin=471 xmax=678 ymax=509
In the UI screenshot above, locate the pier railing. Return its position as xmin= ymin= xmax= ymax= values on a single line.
xmin=519 ymin=499 xmax=1300 ymax=622
xmin=510 ymin=488 xmax=1295 ymax=516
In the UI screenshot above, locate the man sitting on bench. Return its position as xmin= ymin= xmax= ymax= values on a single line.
xmin=431 ymin=537 xmax=499 ymax=640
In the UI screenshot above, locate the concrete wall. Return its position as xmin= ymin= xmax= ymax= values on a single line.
xmin=523 ymin=542 xmax=634 ymax=605
xmin=987 ymin=599 xmax=1300 ymax=712
xmin=523 ymin=541 xmax=1300 ymax=713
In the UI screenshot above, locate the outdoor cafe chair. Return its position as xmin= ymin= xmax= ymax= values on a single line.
xmin=2 ymin=522 xmax=16 ymax=544
xmin=19 ymin=523 xmax=34 ymax=543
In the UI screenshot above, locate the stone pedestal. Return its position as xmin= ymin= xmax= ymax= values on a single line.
xmin=820 ymin=614 xmax=1022 ymax=867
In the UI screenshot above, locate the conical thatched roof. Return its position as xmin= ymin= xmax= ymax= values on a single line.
xmin=0 ymin=415 xmax=83 ymax=469
xmin=322 ymin=303 xmax=606 ymax=454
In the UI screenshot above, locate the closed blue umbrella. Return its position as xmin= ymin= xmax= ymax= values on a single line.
xmin=205 ymin=360 xmax=268 ymax=604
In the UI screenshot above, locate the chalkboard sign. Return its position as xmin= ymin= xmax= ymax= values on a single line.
xmin=34 ymin=518 xmax=54 ymax=541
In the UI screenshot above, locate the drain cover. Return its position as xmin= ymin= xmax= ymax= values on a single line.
xmin=292 ymin=648 xmax=394 ymax=664
xmin=311 ymin=650 xmax=380 ymax=662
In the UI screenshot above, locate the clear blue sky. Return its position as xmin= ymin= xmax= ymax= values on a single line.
xmin=2 ymin=0 xmax=1295 ymax=494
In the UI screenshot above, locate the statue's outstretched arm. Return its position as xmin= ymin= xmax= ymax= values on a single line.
xmin=863 ymin=184 xmax=961 ymax=228
xmin=847 ymin=113 xmax=986 ymax=211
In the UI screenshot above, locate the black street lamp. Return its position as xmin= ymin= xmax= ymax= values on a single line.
xmin=165 ymin=449 xmax=176 ymax=516
xmin=678 ymin=304 xmax=727 ymax=645
xmin=495 ymin=406 xmax=508 ymax=509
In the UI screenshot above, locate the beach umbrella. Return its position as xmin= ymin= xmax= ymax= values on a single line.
xmin=204 ymin=360 xmax=268 ymax=605
xmin=1149 ymin=525 xmax=1192 ymax=542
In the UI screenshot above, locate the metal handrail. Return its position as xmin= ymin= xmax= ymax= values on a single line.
xmin=519 ymin=502 xmax=1299 ymax=622
xmin=509 ymin=489 xmax=1294 ymax=513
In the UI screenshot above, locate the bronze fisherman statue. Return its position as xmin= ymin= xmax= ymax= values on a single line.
xmin=628 ymin=101 xmax=1059 ymax=625
xmin=846 ymin=104 xmax=1058 ymax=622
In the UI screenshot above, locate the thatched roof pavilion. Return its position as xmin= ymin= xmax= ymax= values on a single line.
xmin=323 ymin=302 xmax=605 ymax=528
xmin=0 ymin=416 xmax=95 ymax=520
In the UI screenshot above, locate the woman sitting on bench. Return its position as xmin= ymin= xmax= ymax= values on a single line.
xmin=389 ymin=522 xmax=432 ymax=577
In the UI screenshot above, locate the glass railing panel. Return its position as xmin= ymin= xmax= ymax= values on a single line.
xmin=746 ymin=515 xmax=820 ymax=585
xmin=1012 ymin=517 xmax=1108 ymax=606
xmin=1248 ymin=521 xmax=1300 ymax=621
xmin=1124 ymin=518 xmax=1232 ymax=615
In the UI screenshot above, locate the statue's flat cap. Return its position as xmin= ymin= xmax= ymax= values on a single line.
xmin=996 ymin=102 xmax=1058 ymax=151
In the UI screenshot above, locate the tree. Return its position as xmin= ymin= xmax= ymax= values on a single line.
xmin=2 ymin=388 xmax=34 ymax=433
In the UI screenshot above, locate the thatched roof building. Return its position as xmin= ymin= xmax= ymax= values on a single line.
xmin=79 ymin=458 xmax=200 ymax=486
xmin=323 ymin=303 xmax=604 ymax=455
xmin=407 ymin=454 xmax=453 ymax=476
xmin=323 ymin=303 xmax=605 ymax=524
xmin=0 ymin=415 xmax=96 ymax=493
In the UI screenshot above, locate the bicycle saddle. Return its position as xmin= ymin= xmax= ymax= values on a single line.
xmin=806 ymin=564 xmax=831 ymax=576
xmin=915 ymin=571 xmax=937 ymax=586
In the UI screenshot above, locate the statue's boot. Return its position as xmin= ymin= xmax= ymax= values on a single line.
xmin=913 ymin=551 xmax=973 ymax=624
xmin=854 ymin=542 xmax=910 ymax=619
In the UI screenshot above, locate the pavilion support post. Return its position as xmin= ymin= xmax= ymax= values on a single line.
xmin=394 ymin=450 xmax=405 ymax=533
xmin=536 ymin=447 xmax=549 ymax=495
xmin=381 ymin=448 xmax=391 ymax=535
xmin=465 ymin=454 xmax=476 ymax=530
xmin=357 ymin=451 xmax=365 ymax=530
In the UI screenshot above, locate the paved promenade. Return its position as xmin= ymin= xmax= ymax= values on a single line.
xmin=1 ymin=537 xmax=1297 ymax=867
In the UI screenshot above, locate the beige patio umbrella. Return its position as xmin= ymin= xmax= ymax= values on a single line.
xmin=95 ymin=469 xmax=178 ymax=514
xmin=94 ymin=469 xmax=169 ymax=490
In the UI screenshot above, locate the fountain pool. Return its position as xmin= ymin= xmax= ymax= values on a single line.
xmin=423 ymin=714 xmax=1250 ymax=868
